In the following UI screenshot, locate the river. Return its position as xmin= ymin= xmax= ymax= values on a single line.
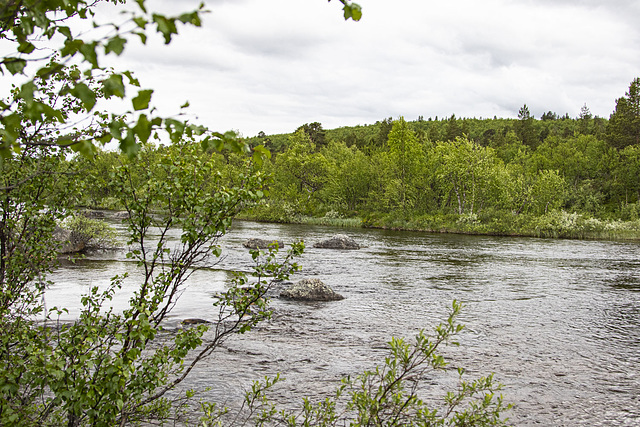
xmin=46 ymin=219 xmax=640 ymax=426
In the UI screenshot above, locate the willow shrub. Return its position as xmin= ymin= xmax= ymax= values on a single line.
xmin=0 ymin=142 xmax=304 ymax=426
xmin=62 ymin=214 xmax=119 ymax=250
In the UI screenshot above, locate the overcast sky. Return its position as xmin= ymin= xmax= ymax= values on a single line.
xmin=102 ymin=0 xmax=640 ymax=137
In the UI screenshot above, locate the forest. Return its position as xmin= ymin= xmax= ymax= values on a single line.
xmin=81 ymin=77 xmax=640 ymax=240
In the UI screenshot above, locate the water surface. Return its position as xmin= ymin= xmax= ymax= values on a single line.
xmin=47 ymin=220 xmax=640 ymax=425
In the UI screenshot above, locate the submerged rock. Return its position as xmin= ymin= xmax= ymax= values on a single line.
xmin=280 ymin=278 xmax=344 ymax=302
xmin=181 ymin=318 xmax=211 ymax=326
xmin=81 ymin=210 xmax=106 ymax=219
xmin=312 ymin=234 xmax=360 ymax=250
xmin=243 ymin=238 xmax=284 ymax=250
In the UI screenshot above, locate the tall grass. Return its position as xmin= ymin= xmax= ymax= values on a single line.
xmin=295 ymin=216 xmax=363 ymax=228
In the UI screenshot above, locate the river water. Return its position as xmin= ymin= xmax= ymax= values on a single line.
xmin=46 ymin=219 xmax=640 ymax=426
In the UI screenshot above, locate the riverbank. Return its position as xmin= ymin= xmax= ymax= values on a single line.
xmin=83 ymin=204 xmax=640 ymax=241
xmin=238 ymin=209 xmax=640 ymax=241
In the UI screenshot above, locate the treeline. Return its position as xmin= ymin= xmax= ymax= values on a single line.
xmin=244 ymin=78 xmax=640 ymax=238
xmin=83 ymin=78 xmax=640 ymax=239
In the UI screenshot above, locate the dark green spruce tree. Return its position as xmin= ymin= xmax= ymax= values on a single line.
xmin=607 ymin=77 xmax=640 ymax=149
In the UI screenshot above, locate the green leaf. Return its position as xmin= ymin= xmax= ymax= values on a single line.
xmin=123 ymin=71 xmax=140 ymax=87
xmin=1 ymin=113 xmax=22 ymax=144
xmin=79 ymin=42 xmax=99 ymax=68
xmin=61 ymin=39 xmax=83 ymax=57
xmin=109 ymin=119 xmax=125 ymax=139
xmin=103 ymin=74 xmax=125 ymax=98
xmin=152 ymin=14 xmax=178 ymax=44
xmin=132 ymin=89 xmax=153 ymax=111
xmin=252 ymin=145 xmax=271 ymax=167
xmin=18 ymin=41 xmax=36 ymax=54
xmin=119 ymin=130 xmax=140 ymax=158
xmin=135 ymin=0 xmax=147 ymax=13
xmin=133 ymin=114 xmax=152 ymax=143
xmin=3 ymin=58 xmax=27 ymax=75
xmin=133 ymin=17 xmax=147 ymax=29
xmin=135 ymin=31 xmax=148 ymax=44
xmin=70 ymin=140 xmax=98 ymax=158
xmin=178 ymin=12 xmax=201 ymax=26
xmin=19 ymin=81 xmax=36 ymax=103
xmin=343 ymin=3 xmax=363 ymax=21
xmin=98 ymin=133 xmax=113 ymax=145
xmin=58 ymin=26 xmax=72 ymax=39
xmin=105 ymin=36 xmax=127 ymax=55
xmin=71 ymin=83 xmax=97 ymax=111
xmin=36 ymin=61 xmax=64 ymax=79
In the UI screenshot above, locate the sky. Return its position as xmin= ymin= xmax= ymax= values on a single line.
xmin=54 ymin=0 xmax=640 ymax=137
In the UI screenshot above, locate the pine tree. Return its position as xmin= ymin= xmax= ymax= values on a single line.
xmin=606 ymin=77 xmax=640 ymax=149
xmin=579 ymin=104 xmax=593 ymax=134
xmin=515 ymin=104 xmax=538 ymax=148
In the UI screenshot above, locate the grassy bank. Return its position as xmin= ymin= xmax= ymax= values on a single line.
xmin=240 ymin=206 xmax=640 ymax=241
xmin=89 ymin=198 xmax=640 ymax=241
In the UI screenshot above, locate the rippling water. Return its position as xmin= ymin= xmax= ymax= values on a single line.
xmin=46 ymin=219 xmax=640 ymax=425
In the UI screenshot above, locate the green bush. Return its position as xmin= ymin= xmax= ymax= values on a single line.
xmin=63 ymin=214 xmax=119 ymax=249
xmin=620 ymin=203 xmax=640 ymax=221
xmin=243 ymin=200 xmax=300 ymax=223
xmin=530 ymin=210 xmax=640 ymax=239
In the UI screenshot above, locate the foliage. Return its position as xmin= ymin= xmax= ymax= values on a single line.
xmin=607 ymin=78 xmax=640 ymax=149
xmin=532 ymin=210 xmax=640 ymax=239
xmin=295 ymin=215 xmax=363 ymax=228
xmin=0 ymin=148 xmax=72 ymax=424
xmin=430 ymin=137 xmax=504 ymax=216
xmin=296 ymin=122 xmax=327 ymax=149
xmin=1 ymin=142 xmax=304 ymax=426
xmin=386 ymin=117 xmax=424 ymax=211
xmin=272 ymin=129 xmax=330 ymax=213
xmin=1 ymin=0 xmax=211 ymax=160
xmin=514 ymin=104 xmax=538 ymax=148
xmin=0 ymin=1 xmax=359 ymax=425
xmin=322 ymin=140 xmax=377 ymax=212
xmin=62 ymin=214 xmax=119 ymax=249
xmin=331 ymin=0 xmax=363 ymax=21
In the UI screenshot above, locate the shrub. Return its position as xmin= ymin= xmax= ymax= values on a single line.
xmin=62 ymin=214 xmax=119 ymax=250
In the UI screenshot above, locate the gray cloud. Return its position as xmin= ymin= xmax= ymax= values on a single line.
xmin=98 ymin=0 xmax=640 ymax=136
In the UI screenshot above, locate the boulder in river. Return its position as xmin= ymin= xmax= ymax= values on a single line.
xmin=53 ymin=226 xmax=86 ymax=254
xmin=81 ymin=209 xmax=106 ymax=219
xmin=112 ymin=210 xmax=130 ymax=220
xmin=280 ymin=278 xmax=344 ymax=301
xmin=312 ymin=234 xmax=360 ymax=250
xmin=243 ymin=238 xmax=284 ymax=250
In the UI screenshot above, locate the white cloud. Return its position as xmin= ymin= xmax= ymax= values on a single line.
xmin=27 ymin=0 xmax=640 ymax=137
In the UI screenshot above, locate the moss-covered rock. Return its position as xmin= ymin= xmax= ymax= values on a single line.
xmin=280 ymin=278 xmax=344 ymax=301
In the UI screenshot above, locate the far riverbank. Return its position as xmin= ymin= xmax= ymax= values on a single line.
xmin=238 ymin=208 xmax=640 ymax=241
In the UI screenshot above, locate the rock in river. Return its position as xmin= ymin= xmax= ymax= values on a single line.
xmin=280 ymin=278 xmax=344 ymax=301
xmin=112 ymin=210 xmax=130 ymax=220
xmin=312 ymin=234 xmax=360 ymax=250
xmin=181 ymin=318 xmax=211 ymax=326
xmin=53 ymin=226 xmax=86 ymax=254
xmin=243 ymin=238 xmax=284 ymax=249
